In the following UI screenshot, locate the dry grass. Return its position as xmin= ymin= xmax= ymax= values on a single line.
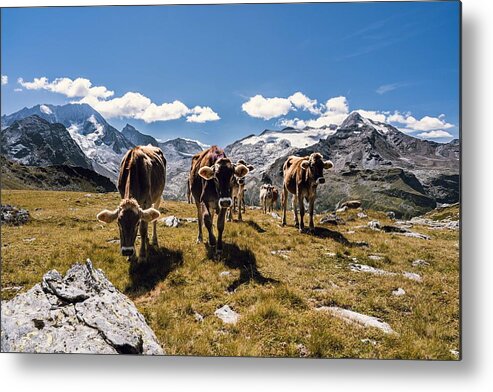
xmin=1 ymin=190 xmax=460 ymax=359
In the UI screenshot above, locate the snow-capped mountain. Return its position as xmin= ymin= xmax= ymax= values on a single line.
xmin=1 ymin=115 xmax=93 ymax=169
xmin=2 ymin=104 xmax=209 ymax=199
xmin=258 ymin=111 xmax=460 ymax=217
xmin=225 ymin=125 xmax=337 ymax=175
xmin=2 ymin=104 xmax=134 ymax=181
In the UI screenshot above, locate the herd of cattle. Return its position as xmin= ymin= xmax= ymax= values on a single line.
xmin=97 ymin=145 xmax=333 ymax=261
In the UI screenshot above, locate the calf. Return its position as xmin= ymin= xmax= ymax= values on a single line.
xmin=282 ymin=153 xmax=333 ymax=232
xmin=189 ymin=146 xmax=249 ymax=256
xmin=227 ymin=159 xmax=254 ymax=222
xmin=260 ymin=184 xmax=275 ymax=213
xmin=97 ymin=145 xmax=166 ymax=261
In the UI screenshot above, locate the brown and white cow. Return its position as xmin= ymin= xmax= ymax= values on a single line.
xmin=97 ymin=145 xmax=166 ymax=261
xmin=227 ymin=159 xmax=254 ymax=222
xmin=189 ymin=146 xmax=249 ymax=256
xmin=282 ymin=153 xmax=333 ymax=232
xmin=260 ymin=184 xmax=275 ymax=213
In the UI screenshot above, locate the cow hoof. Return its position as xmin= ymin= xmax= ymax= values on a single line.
xmin=196 ymin=237 xmax=203 ymax=243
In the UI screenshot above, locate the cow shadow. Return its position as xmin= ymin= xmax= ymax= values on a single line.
xmin=243 ymin=219 xmax=267 ymax=233
xmin=206 ymin=243 xmax=278 ymax=292
xmin=126 ymin=245 xmax=184 ymax=296
xmin=309 ymin=226 xmax=368 ymax=248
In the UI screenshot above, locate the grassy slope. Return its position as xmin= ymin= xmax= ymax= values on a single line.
xmin=1 ymin=190 xmax=459 ymax=359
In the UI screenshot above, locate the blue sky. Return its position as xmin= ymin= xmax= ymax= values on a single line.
xmin=1 ymin=2 xmax=460 ymax=145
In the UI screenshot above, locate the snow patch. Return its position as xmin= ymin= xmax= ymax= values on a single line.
xmin=40 ymin=105 xmax=52 ymax=115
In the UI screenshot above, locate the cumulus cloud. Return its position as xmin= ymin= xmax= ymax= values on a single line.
xmin=242 ymin=95 xmax=293 ymax=120
xmin=417 ymin=130 xmax=453 ymax=139
xmin=1 ymin=75 xmax=7 ymax=85
xmin=186 ymin=106 xmax=221 ymax=123
xmin=387 ymin=111 xmax=453 ymax=131
xmin=355 ymin=109 xmax=387 ymax=123
xmin=18 ymin=77 xmax=114 ymax=99
xmin=17 ymin=76 xmax=220 ymax=123
xmin=288 ymin=92 xmax=320 ymax=114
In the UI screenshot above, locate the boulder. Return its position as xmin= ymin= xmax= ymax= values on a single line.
xmin=214 ymin=305 xmax=240 ymax=324
xmin=1 ymin=204 xmax=30 ymax=226
xmin=339 ymin=200 xmax=362 ymax=210
xmin=1 ymin=260 xmax=164 ymax=355
xmin=163 ymin=215 xmax=180 ymax=228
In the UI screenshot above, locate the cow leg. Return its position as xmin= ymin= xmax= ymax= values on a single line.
xmin=216 ymin=207 xmax=227 ymax=257
xmin=238 ymin=194 xmax=243 ymax=221
xmin=227 ymin=205 xmax=232 ymax=222
xmin=203 ymin=203 xmax=217 ymax=248
xmin=298 ymin=192 xmax=306 ymax=233
xmin=292 ymin=194 xmax=299 ymax=228
xmin=308 ymin=197 xmax=315 ymax=232
xmin=138 ymin=220 xmax=149 ymax=262
xmin=282 ymin=187 xmax=288 ymax=226
xmin=152 ymin=199 xmax=160 ymax=247
xmin=195 ymin=201 xmax=203 ymax=243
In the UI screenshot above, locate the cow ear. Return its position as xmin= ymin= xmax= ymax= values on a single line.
xmin=301 ymin=160 xmax=310 ymax=170
xmin=235 ymin=164 xmax=249 ymax=178
xmin=247 ymin=165 xmax=255 ymax=172
xmin=323 ymin=160 xmax=334 ymax=170
xmin=140 ymin=207 xmax=160 ymax=222
xmin=97 ymin=208 xmax=119 ymax=224
xmin=198 ymin=166 xmax=215 ymax=180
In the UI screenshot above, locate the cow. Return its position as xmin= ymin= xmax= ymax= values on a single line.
xmin=281 ymin=153 xmax=333 ymax=232
xmin=227 ymin=159 xmax=254 ymax=222
xmin=260 ymin=184 xmax=275 ymax=213
xmin=189 ymin=146 xmax=249 ymax=256
xmin=97 ymin=145 xmax=166 ymax=262
xmin=272 ymin=187 xmax=279 ymax=210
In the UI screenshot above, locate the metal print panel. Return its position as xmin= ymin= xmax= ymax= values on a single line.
xmin=0 ymin=1 xmax=461 ymax=359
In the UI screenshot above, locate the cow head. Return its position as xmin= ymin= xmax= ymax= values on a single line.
xmin=300 ymin=153 xmax=333 ymax=185
xmin=198 ymin=158 xmax=250 ymax=208
xmin=261 ymin=184 xmax=274 ymax=199
xmin=97 ymin=198 xmax=160 ymax=257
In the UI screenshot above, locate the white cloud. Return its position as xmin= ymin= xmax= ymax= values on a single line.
xmin=186 ymin=106 xmax=221 ymax=123
xmin=355 ymin=109 xmax=387 ymax=123
xmin=387 ymin=111 xmax=453 ymax=131
xmin=19 ymin=77 xmax=114 ymax=99
xmin=417 ymin=130 xmax=453 ymax=139
xmin=242 ymin=94 xmax=292 ymax=120
xmin=1 ymin=75 xmax=7 ymax=85
xmin=288 ymin=92 xmax=320 ymax=114
xmin=17 ymin=76 xmax=220 ymax=123
xmin=138 ymin=101 xmax=190 ymax=123
xmin=14 ymin=88 xmax=22 ymax=92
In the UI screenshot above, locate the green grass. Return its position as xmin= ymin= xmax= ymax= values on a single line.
xmin=1 ymin=190 xmax=460 ymax=359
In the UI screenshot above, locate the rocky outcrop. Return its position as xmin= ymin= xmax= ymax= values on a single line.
xmin=1 ymin=260 xmax=164 ymax=355
xmin=1 ymin=204 xmax=30 ymax=225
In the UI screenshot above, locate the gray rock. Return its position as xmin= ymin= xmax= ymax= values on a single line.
xmin=163 ymin=215 xmax=180 ymax=228
xmin=412 ymin=259 xmax=430 ymax=267
xmin=194 ymin=311 xmax=204 ymax=323
xmin=1 ymin=260 xmax=164 ymax=355
xmin=386 ymin=211 xmax=396 ymax=220
xmin=368 ymin=220 xmax=381 ymax=230
xmin=214 ymin=305 xmax=240 ymax=325
xmin=349 ymin=263 xmax=396 ymax=276
xmin=270 ymin=212 xmax=281 ymax=220
xmin=396 ymin=231 xmax=431 ymax=240
xmin=320 ymin=213 xmax=345 ymax=225
xmin=1 ymin=205 xmax=30 ymax=226
xmin=368 ymin=255 xmax=383 ymax=261
xmin=219 ymin=271 xmax=231 ymax=277
xmin=316 ymin=306 xmax=397 ymax=334
xmin=402 ymin=271 xmax=423 ymax=282
xmin=357 ymin=212 xmax=368 ymax=219
xmin=392 ymin=288 xmax=406 ymax=296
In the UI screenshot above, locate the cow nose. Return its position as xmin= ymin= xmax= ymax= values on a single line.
xmin=121 ymin=246 xmax=135 ymax=257
xmin=219 ymin=197 xmax=232 ymax=208
xmin=317 ymin=177 xmax=326 ymax=184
